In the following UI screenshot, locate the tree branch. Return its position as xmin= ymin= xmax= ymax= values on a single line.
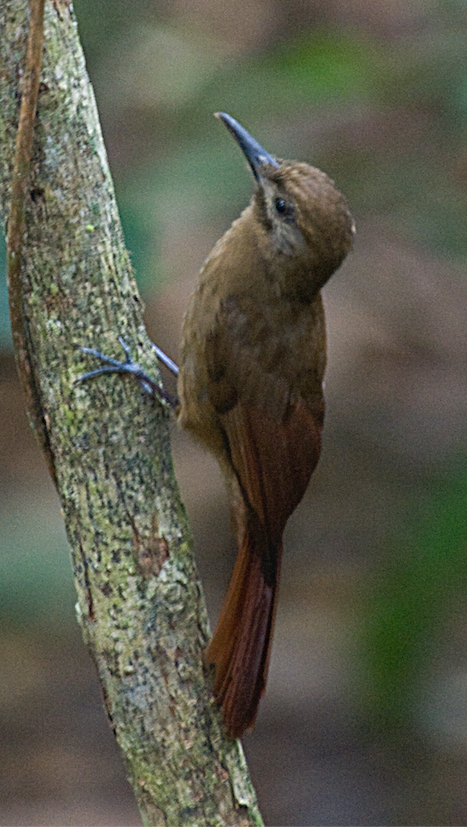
xmin=5 ymin=0 xmax=56 ymax=479
xmin=0 ymin=2 xmax=263 ymax=825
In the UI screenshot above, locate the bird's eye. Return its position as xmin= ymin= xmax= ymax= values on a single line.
xmin=274 ymin=197 xmax=294 ymax=219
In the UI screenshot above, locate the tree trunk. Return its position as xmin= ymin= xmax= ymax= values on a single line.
xmin=0 ymin=2 xmax=263 ymax=825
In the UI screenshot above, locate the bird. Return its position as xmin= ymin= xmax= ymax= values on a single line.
xmin=78 ymin=112 xmax=355 ymax=739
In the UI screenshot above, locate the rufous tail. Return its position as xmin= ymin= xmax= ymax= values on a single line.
xmin=205 ymin=514 xmax=281 ymax=738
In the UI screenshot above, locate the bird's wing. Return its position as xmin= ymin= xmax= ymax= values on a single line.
xmin=204 ymin=296 xmax=323 ymax=735
xmin=205 ymin=296 xmax=323 ymax=557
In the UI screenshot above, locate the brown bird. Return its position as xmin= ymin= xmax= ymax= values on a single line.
xmin=79 ymin=113 xmax=355 ymax=739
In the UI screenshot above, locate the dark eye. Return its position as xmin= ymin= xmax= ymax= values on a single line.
xmin=274 ymin=197 xmax=294 ymax=219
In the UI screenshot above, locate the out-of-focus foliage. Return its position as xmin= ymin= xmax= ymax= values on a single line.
xmin=2 ymin=1 xmax=467 ymax=823
xmin=0 ymin=235 xmax=8 ymax=346
xmin=88 ymin=26 xmax=381 ymax=289
xmin=361 ymin=467 xmax=467 ymax=732
xmin=0 ymin=489 xmax=75 ymax=628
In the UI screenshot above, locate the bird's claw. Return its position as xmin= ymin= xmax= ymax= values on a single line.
xmin=76 ymin=337 xmax=178 ymax=408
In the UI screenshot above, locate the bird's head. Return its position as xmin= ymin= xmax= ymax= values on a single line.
xmin=216 ymin=112 xmax=355 ymax=298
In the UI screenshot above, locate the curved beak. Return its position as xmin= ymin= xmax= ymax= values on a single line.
xmin=215 ymin=112 xmax=279 ymax=181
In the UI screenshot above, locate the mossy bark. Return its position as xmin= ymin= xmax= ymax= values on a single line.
xmin=0 ymin=3 xmax=263 ymax=825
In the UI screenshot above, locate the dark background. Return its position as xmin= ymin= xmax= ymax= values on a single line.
xmin=2 ymin=1 xmax=467 ymax=824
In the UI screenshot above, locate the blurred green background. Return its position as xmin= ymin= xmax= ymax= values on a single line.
xmin=2 ymin=0 xmax=467 ymax=824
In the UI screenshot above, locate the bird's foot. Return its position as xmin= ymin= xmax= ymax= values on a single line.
xmin=77 ymin=336 xmax=178 ymax=409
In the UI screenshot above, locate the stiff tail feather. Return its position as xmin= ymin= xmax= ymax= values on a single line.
xmin=205 ymin=516 xmax=281 ymax=738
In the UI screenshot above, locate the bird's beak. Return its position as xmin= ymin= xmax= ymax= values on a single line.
xmin=216 ymin=112 xmax=280 ymax=181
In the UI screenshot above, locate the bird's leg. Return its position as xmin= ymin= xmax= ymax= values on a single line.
xmin=149 ymin=342 xmax=179 ymax=377
xmin=76 ymin=336 xmax=179 ymax=409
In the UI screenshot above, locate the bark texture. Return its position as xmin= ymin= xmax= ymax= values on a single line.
xmin=0 ymin=2 xmax=263 ymax=825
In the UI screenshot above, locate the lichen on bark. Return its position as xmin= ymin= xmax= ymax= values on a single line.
xmin=0 ymin=2 xmax=263 ymax=824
